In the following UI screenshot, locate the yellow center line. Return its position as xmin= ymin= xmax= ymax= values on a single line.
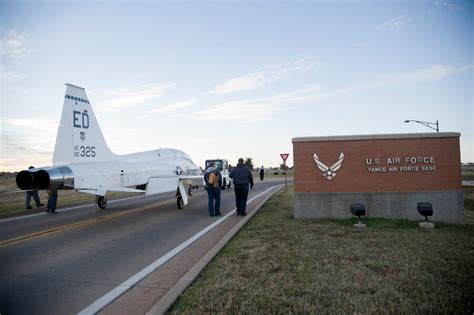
xmin=0 ymin=191 xmax=205 ymax=248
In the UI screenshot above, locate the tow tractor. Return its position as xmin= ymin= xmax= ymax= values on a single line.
xmin=180 ymin=159 xmax=232 ymax=208
xmin=204 ymin=159 xmax=232 ymax=190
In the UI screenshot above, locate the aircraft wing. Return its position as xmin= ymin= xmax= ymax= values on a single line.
xmin=76 ymin=175 xmax=203 ymax=197
xmin=78 ymin=187 xmax=146 ymax=196
xmin=146 ymin=175 xmax=203 ymax=196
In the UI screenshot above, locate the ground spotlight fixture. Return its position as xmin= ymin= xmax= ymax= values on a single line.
xmin=350 ymin=203 xmax=366 ymax=228
xmin=417 ymin=202 xmax=435 ymax=229
xmin=404 ymin=119 xmax=439 ymax=132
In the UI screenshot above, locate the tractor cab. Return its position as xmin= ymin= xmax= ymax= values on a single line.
xmin=204 ymin=159 xmax=232 ymax=189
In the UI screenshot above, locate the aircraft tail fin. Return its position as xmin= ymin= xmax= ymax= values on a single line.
xmin=52 ymin=84 xmax=115 ymax=165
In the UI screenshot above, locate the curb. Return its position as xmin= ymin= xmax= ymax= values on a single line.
xmin=146 ymin=184 xmax=285 ymax=315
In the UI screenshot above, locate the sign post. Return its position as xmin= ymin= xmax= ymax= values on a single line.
xmin=280 ymin=153 xmax=289 ymax=186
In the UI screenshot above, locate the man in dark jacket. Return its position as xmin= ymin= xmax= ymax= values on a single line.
xmin=229 ymin=158 xmax=254 ymax=216
xmin=204 ymin=162 xmax=222 ymax=217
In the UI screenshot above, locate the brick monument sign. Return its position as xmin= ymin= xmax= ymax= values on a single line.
xmin=292 ymin=133 xmax=463 ymax=224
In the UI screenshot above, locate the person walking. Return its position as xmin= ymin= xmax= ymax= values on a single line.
xmin=229 ymin=158 xmax=254 ymax=216
xmin=46 ymin=189 xmax=58 ymax=214
xmin=24 ymin=166 xmax=44 ymax=209
xmin=259 ymin=165 xmax=265 ymax=181
xmin=204 ymin=162 xmax=222 ymax=217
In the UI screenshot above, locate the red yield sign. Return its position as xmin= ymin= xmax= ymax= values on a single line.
xmin=280 ymin=153 xmax=289 ymax=161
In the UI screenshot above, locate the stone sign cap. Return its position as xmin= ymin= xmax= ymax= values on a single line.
xmin=292 ymin=132 xmax=460 ymax=143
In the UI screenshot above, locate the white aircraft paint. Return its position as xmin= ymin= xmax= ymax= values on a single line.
xmin=16 ymin=84 xmax=201 ymax=209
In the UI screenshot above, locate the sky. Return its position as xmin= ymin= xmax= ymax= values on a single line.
xmin=1 ymin=0 xmax=473 ymax=172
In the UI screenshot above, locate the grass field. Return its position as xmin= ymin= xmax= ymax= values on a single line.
xmin=465 ymin=186 xmax=474 ymax=212
xmin=462 ymin=164 xmax=474 ymax=181
xmin=169 ymin=185 xmax=474 ymax=314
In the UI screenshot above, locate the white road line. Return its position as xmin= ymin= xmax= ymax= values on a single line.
xmin=79 ymin=184 xmax=282 ymax=315
xmin=0 ymin=194 xmax=164 ymax=223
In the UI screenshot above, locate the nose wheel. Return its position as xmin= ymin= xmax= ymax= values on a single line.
xmin=188 ymin=184 xmax=198 ymax=196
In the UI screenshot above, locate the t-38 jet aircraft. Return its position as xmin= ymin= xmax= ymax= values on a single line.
xmin=16 ymin=83 xmax=202 ymax=209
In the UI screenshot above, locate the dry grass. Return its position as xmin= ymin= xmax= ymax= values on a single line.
xmin=464 ymin=186 xmax=474 ymax=225
xmin=462 ymin=164 xmax=474 ymax=181
xmin=169 ymin=185 xmax=474 ymax=314
xmin=465 ymin=186 xmax=474 ymax=210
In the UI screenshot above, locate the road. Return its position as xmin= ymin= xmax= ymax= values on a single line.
xmin=0 ymin=178 xmax=286 ymax=315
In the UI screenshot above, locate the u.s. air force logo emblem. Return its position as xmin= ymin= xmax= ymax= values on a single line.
xmin=313 ymin=152 xmax=345 ymax=180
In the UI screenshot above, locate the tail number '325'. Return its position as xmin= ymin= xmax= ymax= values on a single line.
xmin=74 ymin=146 xmax=96 ymax=158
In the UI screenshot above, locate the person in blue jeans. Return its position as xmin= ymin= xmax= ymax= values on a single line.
xmin=229 ymin=158 xmax=254 ymax=216
xmin=24 ymin=166 xmax=44 ymax=209
xmin=46 ymin=190 xmax=58 ymax=214
xmin=204 ymin=162 xmax=222 ymax=217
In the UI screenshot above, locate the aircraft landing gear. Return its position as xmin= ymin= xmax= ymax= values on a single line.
xmin=188 ymin=184 xmax=199 ymax=196
xmin=96 ymin=196 xmax=107 ymax=209
xmin=177 ymin=196 xmax=184 ymax=209
xmin=221 ymin=179 xmax=232 ymax=190
xmin=176 ymin=180 xmax=190 ymax=209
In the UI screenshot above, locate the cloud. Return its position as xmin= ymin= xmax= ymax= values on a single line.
xmin=96 ymin=83 xmax=175 ymax=111
xmin=197 ymin=85 xmax=324 ymax=122
xmin=149 ymin=100 xmax=196 ymax=114
xmin=197 ymin=65 xmax=462 ymax=122
xmin=291 ymin=58 xmax=317 ymax=71
xmin=294 ymin=65 xmax=456 ymax=100
xmin=434 ymin=0 xmax=460 ymax=10
xmin=410 ymin=65 xmax=454 ymax=81
xmin=196 ymin=100 xmax=276 ymax=121
xmin=209 ymin=58 xmax=316 ymax=94
xmin=0 ymin=71 xmax=25 ymax=82
xmin=355 ymin=65 xmax=454 ymax=90
xmin=210 ymin=71 xmax=269 ymax=94
xmin=3 ymin=118 xmax=57 ymax=131
xmin=0 ymin=134 xmax=55 ymax=171
xmin=377 ymin=15 xmax=408 ymax=32
xmin=460 ymin=64 xmax=473 ymax=72
xmin=1 ymin=30 xmax=29 ymax=61
xmin=265 ymin=85 xmax=324 ymax=103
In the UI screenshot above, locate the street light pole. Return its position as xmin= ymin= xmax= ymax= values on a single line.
xmin=404 ymin=119 xmax=439 ymax=132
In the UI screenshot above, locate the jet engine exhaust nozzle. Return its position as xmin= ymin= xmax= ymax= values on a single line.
xmin=16 ymin=166 xmax=74 ymax=191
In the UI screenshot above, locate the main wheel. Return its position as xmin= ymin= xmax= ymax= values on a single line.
xmin=188 ymin=186 xmax=193 ymax=196
xmin=221 ymin=179 xmax=226 ymax=190
xmin=177 ymin=196 xmax=184 ymax=209
xmin=227 ymin=181 xmax=232 ymax=189
xmin=98 ymin=196 xmax=107 ymax=209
